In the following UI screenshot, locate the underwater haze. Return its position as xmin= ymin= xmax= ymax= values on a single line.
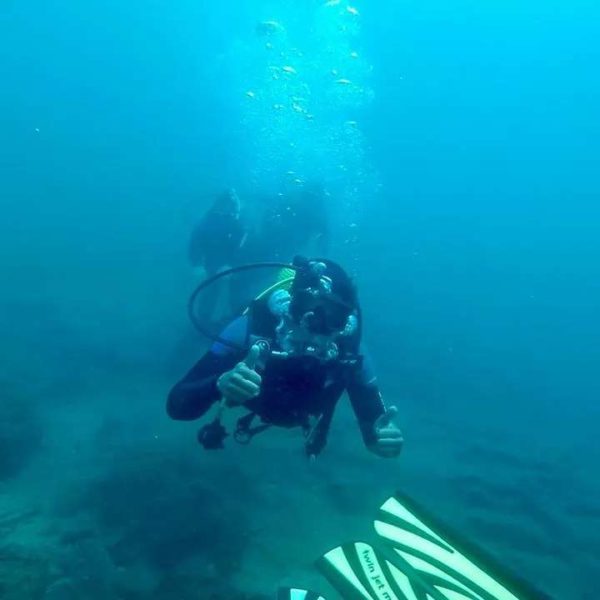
xmin=1 ymin=0 xmax=599 ymax=598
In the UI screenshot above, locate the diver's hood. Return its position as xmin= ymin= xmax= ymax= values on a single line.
xmin=188 ymin=256 xmax=362 ymax=354
xmin=287 ymin=256 xmax=358 ymax=336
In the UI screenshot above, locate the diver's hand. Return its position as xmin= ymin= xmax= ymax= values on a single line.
xmin=217 ymin=345 xmax=262 ymax=407
xmin=369 ymin=406 xmax=404 ymax=458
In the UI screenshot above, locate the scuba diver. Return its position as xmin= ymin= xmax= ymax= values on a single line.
xmin=167 ymin=257 xmax=403 ymax=458
xmin=249 ymin=182 xmax=332 ymax=263
xmin=188 ymin=188 xmax=247 ymax=274
xmin=188 ymin=188 xmax=248 ymax=322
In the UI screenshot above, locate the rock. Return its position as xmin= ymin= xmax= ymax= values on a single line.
xmin=43 ymin=578 xmax=78 ymax=600
xmin=0 ymin=382 xmax=43 ymax=479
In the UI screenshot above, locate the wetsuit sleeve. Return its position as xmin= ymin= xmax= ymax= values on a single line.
xmin=166 ymin=318 xmax=248 ymax=420
xmin=346 ymin=351 xmax=386 ymax=447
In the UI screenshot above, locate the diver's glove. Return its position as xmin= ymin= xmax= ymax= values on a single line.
xmin=217 ymin=345 xmax=262 ymax=406
xmin=369 ymin=406 xmax=404 ymax=458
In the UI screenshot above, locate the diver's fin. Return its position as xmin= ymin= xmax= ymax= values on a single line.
xmin=277 ymin=588 xmax=327 ymax=600
xmin=318 ymin=541 xmax=429 ymax=599
xmin=375 ymin=492 xmax=549 ymax=599
xmin=317 ymin=493 xmax=549 ymax=600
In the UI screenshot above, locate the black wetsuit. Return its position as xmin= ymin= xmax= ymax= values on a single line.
xmin=188 ymin=211 xmax=246 ymax=274
xmin=188 ymin=211 xmax=247 ymax=316
xmin=245 ymin=192 xmax=331 ymax=264
xmin=167 ymin=315 xmax=386 ymax=455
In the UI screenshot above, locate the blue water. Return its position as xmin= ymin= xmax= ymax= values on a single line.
xmin=1 ymin=1 xmax=599 ymax=598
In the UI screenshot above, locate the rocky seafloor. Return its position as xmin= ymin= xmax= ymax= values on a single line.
xmin=1 ymin=372 xmax=598 ymax=600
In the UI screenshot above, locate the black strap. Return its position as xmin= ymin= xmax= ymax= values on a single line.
xmin=304 ymin=380 xmax=346 ymax=456
xmin=234 ymin=412 xmax=272 ymax=445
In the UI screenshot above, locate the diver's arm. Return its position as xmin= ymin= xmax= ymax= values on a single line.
xmin=188 ymin=225 xmax=205 ymax=267
xmin=348 ymin=376 xmax=403 ymax=457
xmin=347 ymin=353 xmax=385 ymax=444
xmin=167 ymin=352 xmax=240 ymax=420
xmin=347 ymin=352 xmax=403 ymax=456
xmin=167 ymin=317 xmax=249 ymax=420
xmin=348 ymin=358 xmax=404 ymax=458
xmin=347 ymin=378 xmax=386 ymax=447
xmin=188 ymin=217 xmax=213 ymax=267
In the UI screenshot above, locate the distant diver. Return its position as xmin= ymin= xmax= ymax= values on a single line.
xmin=188 ymin=188 xmax=248 ymax=321
xmin=188 ymin=188 xmax=247 ymax=277
xmin=251 ymin=182 xmax=332 ymax=262
xmin=167 ymin=256 xmax=403 ymax=459
xmin=256 ymin=20 xmax=285 ymax=37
